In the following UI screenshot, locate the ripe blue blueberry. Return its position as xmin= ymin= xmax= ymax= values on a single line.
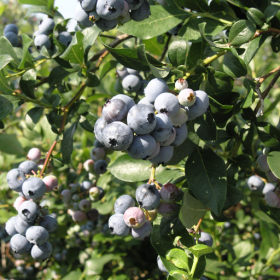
xmin=57 ymin=31 xmax=72 ymax=46
xmin=109 ymin=213 xmax=130 ymax=236
xmin=6 ymin=168 xmax=26 ymax=192
xmin=94 ymin=138 xmax=105 ymax=148
xmin=157 ymin=256 xmax=168 ymax=273
xmin=171 ymin=123 xmax=188 ymax=146
xmin=186 ymin=90 xmax=209 ymax=120
xmin=87 ymin=209 xmax=99 ymax=222
xmin=79 ymin=0 xmax=97 ymax=11
xmin=34 ymin=34 xmax=52 ymax=51
xmin=247 ymin=175 xmax=264 ymax=191
xmin=94 ymin=116 xmax=107 ymax=144
xmin=122 ymin=74 xmax=142 ymax=93
xmin=4 ymin=24 xmax=19 ymax=35
xmin=264 ymin=191 xmax=279 ymax=207
xmin=10 ymin=234 xmax=33 ymax=255
xmin=37 ymin=18 xmax=55 ymax=35
xmin=22 ymin=177 xmax=46 ymax=200
xmin=112 ymin=94 xmax=135 ymax=111
xmin=18 ymin=201 xmax=40 ymax=223
xmin=197 ymin=232 xmax=213 ymax=247
xmin=127 ymin=104 xmax=156 ymax=134
xmin=127 ymin=68 xmax=140 ymax=75
xmin=96 ymin=0 xmax=124 ymax=20
xmin=160 ymin=127 xmax=176 ymax=146
xmin=102 ymin=99 xmax=128 ymax=123
xmin=31 ymin=242 xmax=52 ymax=261
xmin=149 ymin=145 xmax=173 ymax=165
xmin=127 ymin=135 xmax=156 ymax=159
xmin=39 ymin=214 xmax=58 ymax=233
xmin=14 ymin=215 xmax=34 ymax=235
xmin=131 ymin=220 xmax=152 ymax=240
xmin=144 ymin=78 xmax=168 ymax=103
xmin=81 ymin=181 xmax=92 ymax=192
xmin=5 ymin=216 xmax=18 ymax=236
xmin=102 ymin=121 xmax=133 ymax=151
xmin=26 ymin=226 xmax=49 ymax=245
xmin=257 ymin=154 xmax=270 ymax=172
xmin=126 ymin=0 xmax=145 ymax=10
xmin=116 ymin=64 xmax=129 ymax=79
xmin=138 ymin=97 xmax=155 ymax=110
xmin=114 ymin=195 xmax=135 ymax=214
xmin=136 ymin=184 xmax=161 ymax=210
xmin=263 ymin=183 xmax=275 ymax=194
xmin=95 ymin=17 xmax=118 ymax=31
xmin=89 ymin=10 xmax=101 ymax=22
xmin=19 ymin=160 xmax=38 ymax=175
xmin=5 ymin=32 xmax=19 ymax=47
xmin=75 ymin=4 xmax=94 ymax=27
xmin=91 ymin=147 xmax=105 ymax=161
xmin=150 ymin=113 xmax=173 ymax=143
xmin=154 ymin=92 xmax=180 ymax=117
xmin=94 ymin=159 xmax=108 ymax=174
xmin=130 ymin=0 xmax=151 ymax=22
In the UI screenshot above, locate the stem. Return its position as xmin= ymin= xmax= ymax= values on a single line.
xmin=190 ymin=255 xmax=199 ymax=279
xmin=257 ymin=66 xmax=280 ymax=85
xmin=148 ymin=164 xmax=157 ymax=184
xmin=250 ymin=28 xmax=280 ymax=41
xmin=194 ymin=215 xmax=204 ymax=234
xmin=159 ymin=33 xmax=172 ymax=61
xmin=40 ymin=140 xmax=57 ymax=177
xmin=195 ymin=13 xmax=233 ymax=25
xmin=9 ymin=92 xmax=53 ymax=108
xmin=63 ymin=83 xmax=86 ymax=110
xmin=90 ymin=51 xmax=109 ymax=73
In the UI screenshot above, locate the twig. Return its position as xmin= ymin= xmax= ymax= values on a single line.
xmin=34 ymin=77 xmax=49 ymax=88
xmin=194 ymin=216 xmax=204 ymax=234
xmin=90 ymin=51 xmax=109 ymax=73
xmin=99 ymin=34 xmax=117 ymax=39
xmin=159 ymin=33 xmax=172 ymax=61
xmin=250 ymin=28 xmax=280 ymax=41
xmin=256 ymin=66 xmax=280 ymax=85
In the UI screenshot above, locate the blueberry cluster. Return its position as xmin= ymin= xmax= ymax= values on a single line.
xmin=33 ymin=17 xmax=72 ymax=51
xmin=4 ymin=24 xmax=20 ymax=47
xmin=109 ymin=182 xmax=182 ymax=240
xmin=5 ymin=148 xmax=58 ymax=261
xmin=94 ymin=77 xmax=209 ymax=165
xmin=75 ymin=0 xmax=151 ymax=31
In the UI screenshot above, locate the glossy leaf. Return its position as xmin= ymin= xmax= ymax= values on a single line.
xmin=188 ymin=244 xmax=213 ymax=258
xmin=267 ymin=151 xmax=280 ymax=179
xmin=0 ymin=134 xmax=24 ymax=155
xmin=0 ymin=71 xmax=14 ymax=95
xmin=18 ymin=34 xmax=34 ymax=69
xmin=223 ymin=49 xmax=247 ymax=78
xmin=257 ymin=122 xmax=280 ymax=148
xmin=19 ymin=69 xmax=37 ymax=99
xmin=168 ymin=37 xmax=187 ymax=67
xmin=0 ymin=95 xmax=23 ymax=120
xmin=25 ymin=107 xmax=44 ymax=130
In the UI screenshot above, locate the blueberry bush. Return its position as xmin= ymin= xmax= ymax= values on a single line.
xmin=1 ymin=0 xmax=280 ymax=279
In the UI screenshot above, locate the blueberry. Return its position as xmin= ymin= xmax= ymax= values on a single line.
xmin=154 ymin=92 xmax=180 ymax=118
xmin=178 ymin=88 xmax=196 ymax=107
xmin=186 ymin=90 xmax=209 ymax=120
xmin=4 ymin=24 xmax=19 ymax=35
xmin=144 ymin=78 xmax=168 ymax=103
xmin=79 ymin=199 xmax=92 ymax=211
xmin=116 ymin=65 xmax=129 ymax=79
xmin=27 ymin=148 xmax=41 ymax=163
xmin=130 ymin=0 xmax=151 ymax=21
xmin=160 ymin=183 xmax=180 ymax=203
xmin=5 ymin=32 xmax=19 ymax=47
xmin=102 ymin=99 xmax=127 ymax=123
xmin=160 ymin=127 xmax=176 ymax=146
xmin=127 ymin=135 xmax=156 ymax=159
xmin=72 ymin=193 xmax=80 ymax=202
xmin=171 ymin=123 xmax=188 ymax=146
xmin=131 ymin=220 xmax=152 ymax=240
xmin=112 ymin=94 xmax=135 ymax=111
xmin=175 ymin=79 xmax=188 ymax=91
xmin=127 ymin=105 xmax=156 ymax=134
xmin=94 ymin=117 xmax=107 ymax=144
xmin=95 ymin=17 xmax=118 ymax=31
xmin=124 ymin=207 xmax=146 ymax=228
xmin=126 ymin=0 xmax=144 ymax=10
xmin=264 ymin=191 xmax=279 ymax=207
xmin=10 ymin=234 xmax=33 ymax=255
xmin=89 ymin=10 xmax=101 ymax=22
xmin=89 ymin=186 xmax=101 ymax=201
xmin=73 ymin=210 xmax=88 ymax=225
xmin=31 ymin=242 xmax=52 ymax=261
xmin=138 ymin=97 xmax=155 ymax=110
xmin=94 ymin=159 xmax=108 ymax=174
xmin=5 ymin=217 xmax=18 ymax=236
xmin=96 ymin=0 xmax=124 ymax=20
xmin=57 ymin=31 xmax=72 ymax=46
xmin=169 ymin=108 xmax=188 ymax=126
xmin=60 ymin=189 xmax=72 ymax=203
xmin=114 ymin=194 xmax=135 ymax=214
xmin=156 ymin=202 xmax=178 ymax=217
xmin=39 ymin=214 xmax=57 ymax=233
xmin=148 ymin=142 xmax=160 ymax=159
xmin=266 ymin=170 xmax=279 ymax=183
xmin=198 ymin=232 xmax=213 ymax=247
xmin=81 ymin=181 xmax=92 ymax=192
xmin=37 ymin=18 xmax=55 ymax=35
xmin=149 ymin=145 xmax=173 ymax=165
xmin=150 ymin=113 xmax=173 ymax=143
xmin=94 ymin=139 xmax=105 ymax=148
xmin=257 ymin=154 xmax=270 ymax=172
xmin=263 ymin=183 xmax=275 ymax=194
xmin=127 ymin=68 xmax=140 ymax=75
xmin=26 ymin=226 xmax=49 ymax=245
xmin=91 ymin=147 xmax=105 ymax=161
xmin=34 ymin=34 xmax=52 ymax=51
xmin=79 ymin=0 xmax=97 ymax=11
xmin=109 ymin=213 xmax=130 ymax=236
xmin=87 ymin=208 xmax=99 ymax=222
xmin=136 ymin=184 xmax=161 ymax=210
xmin=118 ymin=12 xmax=131 ymax=24
xmin=14 ymin=215 xmax=34 ymax=235
xmin=68 ymin=183 xmax=79 ymax=193
xmin=136 ymin=80 xmax=149 ymax=95
xmin=247 ymin=175 xmax=264 ymax=191
xmin=18 ymin=201 xmax=40 ymax=223
xmin=6 ymin=168 xmax=26 ymax=192
xmin=98 ymin=186 xmax=105 ymax=199
xmin=263 ymin=147 xmax=270 ymax=155
xmin=122 ymin=74 xmax=142 ymax=93
xmin=22 ymin=177 xmax=46 ymax=200
xmin=75 ymin=4 xmax=94 ymax=27
xmin=102 ymin=121 xmax=133 ymax=151
xmin=19 ymin=161 xmax=38 ymax=175
xmin=157 ymin=256 xmax=168 ymax=273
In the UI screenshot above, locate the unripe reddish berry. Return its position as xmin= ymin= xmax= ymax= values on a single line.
xmin=124 ymin=207 xmax=146 ymax=228
xmin=83 ymin=159 xmax=94 ymax=173
xmin=79 ymin=199 xmax=92 ymax=211
xmin=43 ymin=175 xmax=58 ymax=193
xmin=156 ymin=202 xmax=179 ymax=217
xmin=73 ymin=211 xmax=87 ymax=225
xmin=60 ymin=189 xmax=71 ymax=203
xmin=160 ymin=183 xmax=180 ymax=203
xmin=27 ymin=148 xmax=41 ymax=163
xmin=86 ymin=209 xmax=99 ymax=222
xmin=13 ymin=196 xmax=27 ymax=211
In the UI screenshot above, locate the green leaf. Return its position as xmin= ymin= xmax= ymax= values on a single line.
xmin=0 ymin=134 xmax=24 ymax=155
xmin=189 ymin=244 xmax=213 ymax=258
xmin=0 ymin=37 xmax=20 ymax=68
xmin=18 ymin=34 xmax=34 ymax=69
xmin=241 ymin=125 xmax=254 ymax=154
xmin=99 ymin=60 xmax=118 ymax=80
xmin=176 ymin=0 xmax=209 ymax=12
xmin=61 ymin=122 xmax=78 ymax=164
xmin=186 ymin=42 xmax=207 ymax=69
xmin=19 ymin=69 xmax=37 ymax=99
xmin=168 ymin=37 xmax=187 ymax=67
xmin=60 ymin=31 xmax=84 ymax=66
xmin=271 ymin=35 xmax=280 ymax=53
xmin=267 ymin=151 xmax=280 ymax=179
xmin=264 ymin=5 xmax=280 ymax=23
xmin=185 ymin=147 xmax=227 ymax=216
xmin=49 ymin=66 xmax=71 ymax=87
xmin=0 ymin=95 xmax=23 ymax=120
xmin=0 ymin=71 xmax=14 ymax=94
xmin=118 ymin=5 xmax=191 ymax=40
xmin=136 ymin=44 xmax=170 ymax=78
xmin=25 ymin=5 xmax=57 ymax=18
xmin=61 ymin=270 xmax=82 ymax=280
xmin=25 ymin=107 xmax=44 ymax=130
xmin=166 ymin=249 xmax=190 ymax=271
xmin=179 ymin=191 xmax=208 ymax=229
xmin=18 ymin=0 xmax=48 ymax=5
xmin=246 ymin=8 xmax=265 ymax=26
xmin=194 ymin=112 xmax=217 ymax=141
xmin=242 ymin=78 xmax=255 ymax=108
xmin=207 ymin=70 xmax=234 ymax=94
xmin=256 ymin=122 xmax=280 ymax=148
xmin=86 ymin=73 xmax=100 ymax=87
xmin=223 ymin=49 xmax=247 ymax=78
xmin=79 ymin=112 xmax=97 ymax=132
xmin=159 ymin=214 xmax=186 ymax=237
xmin=0 ymin=54 xmax=13 ymax=70
xmin=82 ymin=26 xmax=100 ymax=61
